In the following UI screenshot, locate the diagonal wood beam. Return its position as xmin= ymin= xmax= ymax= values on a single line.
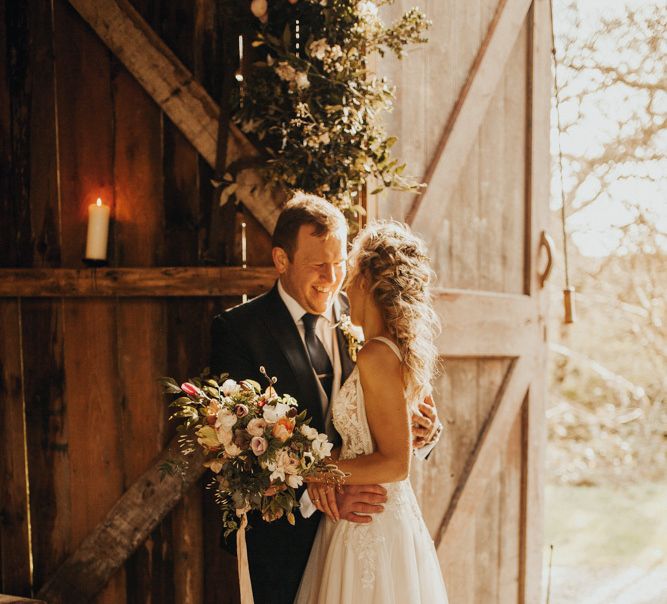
xmin=406 ymin=0 xmax=532 ymax=234
xmin=37 ymin=436 xmax=206 ymax=604
xmin=67 ymin=0 xmax=283 ymax=233
xmin=434 ymin=354 xmax=533 ymax=548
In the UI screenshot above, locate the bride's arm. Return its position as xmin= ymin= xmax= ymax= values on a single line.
xmin=333 ymin=341 xmax=411 ymax=485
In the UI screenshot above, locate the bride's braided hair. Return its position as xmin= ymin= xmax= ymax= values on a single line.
xmin=347 ymin=221 xmax=440 ymax=404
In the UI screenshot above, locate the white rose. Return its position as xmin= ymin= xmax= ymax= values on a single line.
xmin=221 ymin=379 xmax=241 ymax=396
xmin=215 ymin=424 xmax=233 ymax=446
xmin=215 ymin=408 xmax=237 ymax=430
xmin=300 ymin=425 xmax=318 ymax=440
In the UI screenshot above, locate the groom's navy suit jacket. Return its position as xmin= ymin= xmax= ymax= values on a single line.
xmin=210 ymin=283 xmax=355 ymax=604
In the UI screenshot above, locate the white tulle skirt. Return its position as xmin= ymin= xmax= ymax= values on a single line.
xmin=294 ymin=480 xmax=449 ymax=604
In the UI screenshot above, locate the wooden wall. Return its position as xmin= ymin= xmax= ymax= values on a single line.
xmin=0 ymin=1 xmax=271 ymax=601
xmin=1 ymin=0 xmax=549 ymax=602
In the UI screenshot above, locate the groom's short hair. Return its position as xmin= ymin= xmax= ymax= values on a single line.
xmin=272 ymin=192 xmax=347 ymax=260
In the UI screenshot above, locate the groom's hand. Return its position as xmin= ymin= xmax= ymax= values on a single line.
xmin=336 ymin=484 xmax=388 ymax=524
xmin=412 ymin=394 xmax=442 ymax=449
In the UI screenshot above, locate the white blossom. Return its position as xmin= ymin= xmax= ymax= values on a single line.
xmin=300 ymin=424 xmax=318 ymax=440
xmin=221 ymin=379 xmax=241 ymax=396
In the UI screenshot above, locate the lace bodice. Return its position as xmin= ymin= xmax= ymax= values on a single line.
xmin=331 ymin=337 xmax=418 ymax=508
xmin=332 ymin=336 xmax=403 ymax=461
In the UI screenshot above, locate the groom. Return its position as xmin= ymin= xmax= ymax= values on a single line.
xmin=210 ymin=192 xmax=442 ymax=603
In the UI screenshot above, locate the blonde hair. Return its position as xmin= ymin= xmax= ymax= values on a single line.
xmin=347 ymin=220 xmax=440 ymax=403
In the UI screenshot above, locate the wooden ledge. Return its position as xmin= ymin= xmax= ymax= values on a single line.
xmin=0 ymin=267 xmax=277 ymax=297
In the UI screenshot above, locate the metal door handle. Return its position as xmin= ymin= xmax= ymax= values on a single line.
xmin=538 ymin=231 xmax=554 ymax=288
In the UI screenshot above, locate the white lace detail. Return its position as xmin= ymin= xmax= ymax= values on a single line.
xmin=343 ymin=525 xmax=386 ymax=589
xmin=331 ymin=365 xmax=424 ymax=589
xmin=333 ymin=367 xmax=373 ymax=461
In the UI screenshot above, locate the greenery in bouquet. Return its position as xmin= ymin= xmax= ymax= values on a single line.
xmin=219 ymin=0 xmax=431 ymax=228
xmin=161 ymin=369 xmax=343 ymax=537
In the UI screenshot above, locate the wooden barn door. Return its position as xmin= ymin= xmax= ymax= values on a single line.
xmin=376 ymin=0 xmax=551 ymax=601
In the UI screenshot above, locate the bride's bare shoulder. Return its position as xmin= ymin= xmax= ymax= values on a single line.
xmin=356 ymin=340 xmax=401 ymax=382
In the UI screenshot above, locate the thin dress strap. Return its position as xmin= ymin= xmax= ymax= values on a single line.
xmin=367 ymin=336 xmax=403 ymax=361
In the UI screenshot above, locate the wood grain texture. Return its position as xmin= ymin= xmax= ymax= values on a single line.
xmin=53 ymin=2 xmax=125 ymax=603
xmin=434 ymin=289 xmax=538 ymax=356
xmin=36 ymin=437 xmax=207 ymax=604
xmin=66 ymin=0 xmax=282 ymax=234
xmin=406 ymin=0 xmax=533 ymax=235
xmin=0 ymin=267 xmax=277 ymax=297
xmin=0 ymin=300 xmax=31 ymax=596
xmin=17 ymin=3 xmax=70 ymax=592
xmin=111 ymin=30 xmax=175 ymax=602
xmin=521 ymin=2 xmax=551 ymax=602
xmin=438 ymin=355 xmax=533 ymax=548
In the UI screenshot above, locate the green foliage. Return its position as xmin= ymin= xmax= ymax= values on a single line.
xmin=221 ymin=0 xmax=430 ymax=228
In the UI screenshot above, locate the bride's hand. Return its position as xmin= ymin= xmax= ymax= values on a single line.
xmin=307 ymin=482 xmax=340 ymax=522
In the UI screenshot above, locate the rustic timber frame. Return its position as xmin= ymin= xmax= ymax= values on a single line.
xmin=1 ymin=0 xmax=550 ymax=602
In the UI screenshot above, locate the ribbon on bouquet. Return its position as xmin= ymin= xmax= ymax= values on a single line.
xmin=237 ymin=514 xmax=255 ymax=604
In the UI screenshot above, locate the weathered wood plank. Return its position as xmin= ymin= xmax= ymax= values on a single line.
xmin=520 ymin=2 xmax=551 ymax=602
xmin=36 ymin=437 xmax=207 ymax=604
xmin=19 ymin=2 xmax=70 ymax=590
xmin=0 ymin=300 xmax=31 ymax=596
xmin=111 ymin=34 xmax=174 ymax=602
xmin=406 ymin=0 xmax=532 ymax=236
xmin=437 ymin=354 xmax=533 ymax=549
xmin=0 ymin=267 xmax=277 ymax=297
xmin=434 ymin=289 xmax=539 ymax=357
xmin=53 ymin=3 xmax=125 ymax=603
xmin=165 ymin=298 xmax=219 ymax=604
xmin=1 ymin=1 xmax=33 ymax=268
xmin=66 ymin=0 xmax=283 ymax=234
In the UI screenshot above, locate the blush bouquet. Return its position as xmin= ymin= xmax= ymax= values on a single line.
xmin=162 ymin=367 xmax=342 ymax=537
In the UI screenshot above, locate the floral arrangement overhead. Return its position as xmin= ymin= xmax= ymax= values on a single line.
xmin=220 ymin=0 xmax=431 ymax=226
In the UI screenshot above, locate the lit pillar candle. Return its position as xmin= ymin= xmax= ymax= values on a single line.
xmin=85 ymin=197 xmax=110 ymax=260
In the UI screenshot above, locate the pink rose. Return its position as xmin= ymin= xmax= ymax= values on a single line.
xmin=181 ymin=382 xmax=200 ymax=396
xmin=235 ymin=404 xmax=249 ymax=418
xmin=251 ymin=436 xmax=268 ymax=456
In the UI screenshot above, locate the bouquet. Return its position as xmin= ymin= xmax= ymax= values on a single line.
xmin=161 ymin=367 xmax=343 ymax=537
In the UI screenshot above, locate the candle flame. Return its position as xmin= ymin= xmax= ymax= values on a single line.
xmin=96 ymin=198 xmax=103 ymax=207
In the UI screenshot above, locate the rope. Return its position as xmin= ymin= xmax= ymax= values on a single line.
xmin=548 ymin=0 xmax=572 ymax=290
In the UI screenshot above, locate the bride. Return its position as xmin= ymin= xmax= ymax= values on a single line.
xmin=295 ymin=221 xmax=449 ymax=603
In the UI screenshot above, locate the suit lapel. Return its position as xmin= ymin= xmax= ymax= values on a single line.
xmin=333 ymin=294 xmax=355 ymax=384
xmin=261 ymin=284 xmax=325 ymax=430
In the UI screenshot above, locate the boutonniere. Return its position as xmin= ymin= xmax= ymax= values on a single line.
xmin=338 ymin=314 xmax=364 ymax=363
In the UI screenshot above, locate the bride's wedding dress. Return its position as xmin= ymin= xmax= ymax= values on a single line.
xmin=295 ymin=337 xmax=449 ymax=603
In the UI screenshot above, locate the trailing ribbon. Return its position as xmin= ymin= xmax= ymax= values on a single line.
xmin=237 ymin=514 xmax=255 ymax=604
